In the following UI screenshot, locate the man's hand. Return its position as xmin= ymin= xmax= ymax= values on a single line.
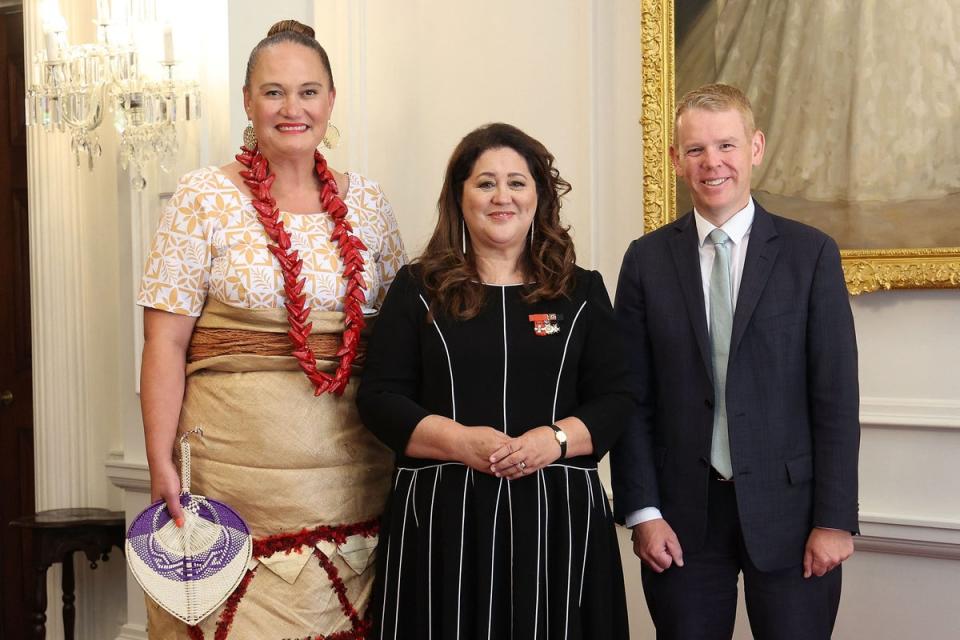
xmin=632 ymin=519 xmax=684 ymax=573
xmin=803 ymin=528 xmax=853 ymax=578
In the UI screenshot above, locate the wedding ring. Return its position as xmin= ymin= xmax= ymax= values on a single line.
xmin=518 ymin=461 xmax=527 ymax=471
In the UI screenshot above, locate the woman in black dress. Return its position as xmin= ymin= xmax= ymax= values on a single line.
xmin=357 ymin=123 xmax=636 ymax=639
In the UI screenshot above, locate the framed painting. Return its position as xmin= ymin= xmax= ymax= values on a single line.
xmin=641 ymin=0 xmax=960 ymax=294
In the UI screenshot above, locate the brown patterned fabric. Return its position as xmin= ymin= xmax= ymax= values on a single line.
xmin=187 ymin=327 xmax=367 ymax=365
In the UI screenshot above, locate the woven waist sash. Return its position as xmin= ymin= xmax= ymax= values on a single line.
xmin=185 ymin=298 xmax=373 ymax=370
xmin=187 ymin=327 xmax=367 ymax=365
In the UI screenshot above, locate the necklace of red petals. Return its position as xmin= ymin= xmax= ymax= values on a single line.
xmin=235 ymin=144 xmax=367 ymax=396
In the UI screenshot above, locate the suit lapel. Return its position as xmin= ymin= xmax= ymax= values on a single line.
xmin=731 ymin=203 xmax=781 ymax=356
xmin=669 ymin=213 xmax=714 ymax=383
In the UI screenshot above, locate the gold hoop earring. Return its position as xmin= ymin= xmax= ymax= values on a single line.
xmin=461 ymin=219 xmax=467 ymax=255
xmin=321 ymin=121 xmax=341 ymax=150
xmin=529 ymin=223 xmax=535 ymax=251
xmin=242 ymin=121 xmax=257 ymax=149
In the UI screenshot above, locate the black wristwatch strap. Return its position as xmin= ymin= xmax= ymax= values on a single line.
xmin=548 ymin=423 xmax=567 ymax=459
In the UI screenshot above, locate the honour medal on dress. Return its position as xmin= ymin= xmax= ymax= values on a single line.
xmin=528 ymin=313 xmax=563 ymax=336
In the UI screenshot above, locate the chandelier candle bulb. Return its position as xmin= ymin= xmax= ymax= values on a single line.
xmin=96 ymin=0 xmax=109 ymax=24
xmin=44 ymin=31 xmax=59 ymax=61
xmin=163 ymin=25 xmax=174 ymax=62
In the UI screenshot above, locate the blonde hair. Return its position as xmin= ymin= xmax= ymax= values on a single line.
xmin=674 ymin=83 xmax=755 ymax=142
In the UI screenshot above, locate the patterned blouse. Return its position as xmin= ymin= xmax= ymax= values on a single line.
xmin=137 ymin=166 xmax=407 ymax=315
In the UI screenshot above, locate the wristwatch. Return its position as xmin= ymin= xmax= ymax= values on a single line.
xmin=548 ymin=424 xmax=567 ymax=459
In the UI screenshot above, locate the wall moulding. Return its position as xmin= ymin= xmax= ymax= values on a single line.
xmin=105 ymin=453 xmax=151 ymax=492
xmin=855 ymin=537 xmax=960 ymax=561
xmin=860 ymin=397 xmax=960 ymax=430
xmin=856 ymin=512 xmax=960 ymax=560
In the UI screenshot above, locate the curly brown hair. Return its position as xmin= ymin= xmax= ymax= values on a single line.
xmin=244 ymin=20 xmax=335 ymax=90
xmin=414 ymin=123 xmax=576 ymax=321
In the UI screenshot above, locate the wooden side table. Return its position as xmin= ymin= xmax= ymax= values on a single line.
xmin=10 ymin=508 xmax=125 ymax=640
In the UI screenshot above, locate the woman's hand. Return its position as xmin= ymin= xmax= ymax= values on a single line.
xmin=141 ymin=308 xmax=196 ymax=528
xmin=454 ymin=426 xmax=512 ymax=474
xmin=405 ymin=415 xmax=510 ymax=474
xmin=149 ymin=458 xmax=185 ymax=527
xmin=488 ymin=426 xmax=563 ymax=479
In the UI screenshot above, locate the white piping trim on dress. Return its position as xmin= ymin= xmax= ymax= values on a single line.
xmin=552 ymin=300 xmax=587 ymax=423
xmin=420 ymin=294 xmax=457 ymax=421
xmin=533 ymin=469 xmax=543 ymax=638
xmin=564 ymin=467 xmax=572 ymax=640
xmin=379 ymin=490 xmax=396 ymax=640
xmin=508 ymin=475 xmax=516 ymax=634
xmin=542 ymin=469 xmax=551 ymax=637
xmin=428 ymin=466 xmax=441 ymax=640
xmin=486 ymin=478 xmax=504 ymax=640
xmin=578 ymin=470 xmax=591 ymax=607
xmin=586 ymin=470 xmax=596 ymax=509
xmin=411 ymin=470 xmax=420 ymax=528
xmin=546 ymin=463 xmax=600 ymax=472
xmin=397 ymin=462 xmax=600 ymax=473
xmin=392 ymin=473 xmax=416 ymax=639
xmin=397 ymin=462 xmax=466 ymax=472
xmin=456 ymin=468 xmax=471 ymax=640
xmin=501 ymin=286 xmax=508 ymax=433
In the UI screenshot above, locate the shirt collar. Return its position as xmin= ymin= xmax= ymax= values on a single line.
xmin=694 ymin=199 xmax=755 ymax=248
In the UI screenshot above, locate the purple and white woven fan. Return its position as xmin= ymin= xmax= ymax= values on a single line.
xmin=126 ymin=428 xmax=252 ymax=625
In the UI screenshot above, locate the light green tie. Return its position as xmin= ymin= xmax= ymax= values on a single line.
xmin=708 ymin=229 xmax=734 ymax=479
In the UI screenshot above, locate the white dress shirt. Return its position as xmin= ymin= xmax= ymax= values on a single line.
xmin=625 ymin=200 xmax=755 ymax=528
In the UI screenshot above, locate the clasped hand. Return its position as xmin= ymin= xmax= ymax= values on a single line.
xmin=458 ymin=425 xmax=561 ymax=479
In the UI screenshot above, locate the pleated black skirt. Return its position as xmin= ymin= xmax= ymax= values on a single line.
xmin=371 ymin=462 xmax=629 ymax=639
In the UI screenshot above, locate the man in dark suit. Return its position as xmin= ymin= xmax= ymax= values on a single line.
xmin=611 ymin=83 xmax=860 ymax=639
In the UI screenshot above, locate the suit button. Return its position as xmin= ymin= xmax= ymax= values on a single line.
xmin=704 ymin=398 xmax=714 ymax=409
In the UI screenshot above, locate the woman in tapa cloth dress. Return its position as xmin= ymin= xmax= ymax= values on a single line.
xmin=137 ymin=20 xmax=405 ymax=639
xmin=357 ymin=123 xmax=637 ymax=638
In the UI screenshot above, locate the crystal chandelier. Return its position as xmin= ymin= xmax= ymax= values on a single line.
xmin=25 ymin=1 xmax=201 ymax=190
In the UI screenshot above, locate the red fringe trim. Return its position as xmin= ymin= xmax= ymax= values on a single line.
xmin=252 ymin=518 xmax=379 ymax=559
xmin=315 ymin=548 xmax=365 ymax=632
xmin=183 ymin=519 xmax=378 ymax=639
xmin=214 ymin=567 xmax=257 ymax=640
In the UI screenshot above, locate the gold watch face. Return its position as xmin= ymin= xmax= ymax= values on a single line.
xmin=555 ymin=430 xmax=568 ymax=444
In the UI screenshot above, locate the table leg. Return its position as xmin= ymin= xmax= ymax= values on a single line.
xmin=61 ymin=553 xmax=76 ymax=640
xmin=32 ymin=565 xmax=47 ymax=639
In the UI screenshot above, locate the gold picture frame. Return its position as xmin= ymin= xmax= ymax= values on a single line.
xmin=641 ymin=0 xmax=960 ymax=294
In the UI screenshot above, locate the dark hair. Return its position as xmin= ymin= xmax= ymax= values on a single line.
xmin=414 ymin=123 xmax=576 ymax=321
xmin=244 ymin=19 xmax=335 ymax=90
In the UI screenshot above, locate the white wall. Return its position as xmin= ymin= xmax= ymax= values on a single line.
xmin=314 ymin=0 xmax=645 ymax=284
xmin=21 ymin=1 xmax=959 ymax=638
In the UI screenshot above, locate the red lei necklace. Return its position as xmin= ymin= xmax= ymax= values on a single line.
xmin=235 ymin=144 xmax=367 ymax=396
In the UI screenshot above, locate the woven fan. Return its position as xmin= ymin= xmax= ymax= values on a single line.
xmin=126 ymin=428 xmax=252 ymax=625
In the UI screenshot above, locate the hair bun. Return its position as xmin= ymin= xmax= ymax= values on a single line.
xmin=267 ymin=19 xmax=315 ymax=40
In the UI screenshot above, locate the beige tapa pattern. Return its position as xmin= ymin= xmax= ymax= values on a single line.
xmin=137 ymin=166 xmax=406 ymax=315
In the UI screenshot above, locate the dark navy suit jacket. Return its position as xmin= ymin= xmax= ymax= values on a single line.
xmin=610 ymin=201 xmax=860 ymax=572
